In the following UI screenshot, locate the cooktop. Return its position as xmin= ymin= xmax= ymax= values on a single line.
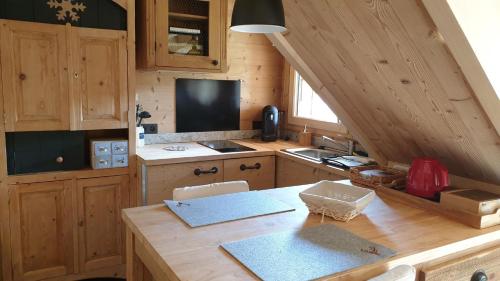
xmin=197 ymin=140 xmax=256 ymax=153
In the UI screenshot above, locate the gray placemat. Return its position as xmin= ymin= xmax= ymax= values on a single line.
xmin=164 ymin=191 xmax=295 ymax=228
xmin=221 ymin=224 xmax=396 ymax=281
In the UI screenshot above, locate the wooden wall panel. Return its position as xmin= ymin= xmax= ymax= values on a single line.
xmin=270 ymin=0 xmax=500 ymax=184
xmin=136 ymin=0 xmax=284 ymax=132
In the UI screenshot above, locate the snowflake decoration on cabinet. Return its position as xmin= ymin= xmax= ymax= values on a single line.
xmin=47 ymin=0 xmax=87 ymax=22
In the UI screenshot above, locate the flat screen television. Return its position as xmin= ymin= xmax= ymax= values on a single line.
xmin=176 ymin=79 xmax=241 ymax=133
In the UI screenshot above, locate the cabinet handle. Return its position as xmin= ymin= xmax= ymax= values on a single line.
xmin=78 ymin=220 xmax=84 ymax=227
xmin=212 ymin=60 xmax=219 ymax=66
xmin=56 ymin=156 xmax=64 ymax=164
xmin=240 ymin=163 xmax=261 ymax=171
xmin=194 ymin=167 xmax=218 ymax=176
xmin=471 ymin=270 xmax=488 ymax=281
xmin=74 ymin=72 xmax=79 ymax=79
xmin=19 ymin=73 xmax=26 ymax=80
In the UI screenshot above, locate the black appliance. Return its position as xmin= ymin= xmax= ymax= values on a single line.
xmin=197 ymin=140 xmax=256 ymax=153
xmin=6 ymin=131 xmax=86 ymax=175
xmin=261 ymin=105 xmax=279 ymax=142
xmin=176 ymin=79 xmax=241 ymax=133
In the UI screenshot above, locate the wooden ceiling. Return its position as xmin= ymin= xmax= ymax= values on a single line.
xmin=268 ymin=0 xmax=500 ymax=184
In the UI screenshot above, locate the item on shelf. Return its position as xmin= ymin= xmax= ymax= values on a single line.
xmin=299 ymin=181 xmax=375 ymax=222
xmin=136 ymin=126 xmax=145 ymax=147
xmin=406 ymin=158 xmax=449 ymax=199
xmin=441 ymin=189 xmax=500 ymax=216
xmin=350 ymin=166 xmax=407 ymax=189
xmin=91 ymin=139 xmax=128 ymax=169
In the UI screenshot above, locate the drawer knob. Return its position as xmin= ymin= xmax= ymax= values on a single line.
xmin=471 ymin=270 xmax=488 ymax=281
xmin=56 ymin=156 xmax=64 ymax=164
xmin=212 ymin=60 xmax=219 ymax=66
xmin=240 ymin=163 xmax=261 ymax=171
xmin=99 ymin=160 xmax=108 ymax=165
xmin=194 ymin=167 xmax=218 ymax=176
xmin=98 ymin=147 xmax=108 ymax=152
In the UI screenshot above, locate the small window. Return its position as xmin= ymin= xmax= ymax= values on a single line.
xmin=288 ymin=68 xmax=346 ymax=133
xmin=294 ymin=72 xmax=339 ymax=123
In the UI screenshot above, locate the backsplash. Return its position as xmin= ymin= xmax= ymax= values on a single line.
xmin=144 ymin=130 xmax=261 ymax=145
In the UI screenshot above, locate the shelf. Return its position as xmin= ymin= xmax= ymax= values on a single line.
xmin=169 ymin=12 xmax=208 ymax=21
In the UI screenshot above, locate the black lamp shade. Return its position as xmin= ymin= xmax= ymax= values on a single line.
xmin=230 ymin=0 xmax=286 ymax=34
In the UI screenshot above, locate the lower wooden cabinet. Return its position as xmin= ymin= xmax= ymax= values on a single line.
xmin=77 ymin=175 xmax=128 ymax=273
xmin=145 ymin=160 xmax=224 ymax=204
xmin=276 ymin=156 xmax=347 ymax=187
xmin=8 ymin=174 xmax=129 ymax=281
xmin=9 ymin=180 xmax=75 ymax=281
xmin=224 ymin=156 xmax=275 ymax=190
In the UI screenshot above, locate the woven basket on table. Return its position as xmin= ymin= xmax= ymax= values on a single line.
xmin=299 ymin=181 xmax=375 ymax=222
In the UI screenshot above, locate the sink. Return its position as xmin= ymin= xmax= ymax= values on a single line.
xmin=283 ymin=148 xmax=344 ymax=162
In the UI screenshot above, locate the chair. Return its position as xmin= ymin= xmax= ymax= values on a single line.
xmin=173 ymin=181 xmax=250 ymax=201
xmin=367 ymin=265 xmax=416 ymax=281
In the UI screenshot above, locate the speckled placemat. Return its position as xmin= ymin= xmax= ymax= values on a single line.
xmin=164 ymin=191 xmax=295 ymax=228
xmin=221 ymin=224 xmax=396 ymax=281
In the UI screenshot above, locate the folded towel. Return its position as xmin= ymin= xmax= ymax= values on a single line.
xmin=173 ymin=181 xmax=250 ymax=201
xmin=367 ymin=265 xmax=416 ymax=281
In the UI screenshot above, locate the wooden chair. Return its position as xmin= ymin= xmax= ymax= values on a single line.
xmin=173 ymin=181 xmax=250 ymax=201
xmin=367 ymin=265 xmax=416 ymax=281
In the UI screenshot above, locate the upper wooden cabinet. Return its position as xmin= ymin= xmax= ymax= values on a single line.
xmin=9 ymin=180 xmax=75 ymax=281
xmin=0 ymin=20 xmax=70 ymax=131
xmin=137 ymin=0 xmax=227 ymax=71
xmin=70 ymin=28 xmax=128 ymax=130
xmin=0 ymin=20 xmax=129 ymax=132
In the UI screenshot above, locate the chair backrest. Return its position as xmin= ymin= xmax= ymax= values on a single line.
xmin=173 ymin=181 xmax=250 ymax=201
xmin=367 ymin=265 xmax=416 ymax=281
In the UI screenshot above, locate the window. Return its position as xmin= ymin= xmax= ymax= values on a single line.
xmin=288 ymin=68 xmax=346 ymax=133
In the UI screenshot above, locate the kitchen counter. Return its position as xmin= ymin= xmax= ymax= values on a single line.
xmin=136 ymin=139 xmax=351 ymax=177
xmin=123 ymin=181 xmax=500 ymax=281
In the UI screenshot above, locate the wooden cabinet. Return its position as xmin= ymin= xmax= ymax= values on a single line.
xmin=276 ymin=156 xmax=318 ymax=187
xmin=137 ymin=0 xmax=227 ymax=71
xmin=224 ymin=156 xmax=275 ymax=190
xmin=77 ymin=175 xmax=128 ymax=273
xmin=0 ymin=20 xmax=129 ymax=131
xmin=145 ymin=160 xmax=224 ymax=204
xmin=70 ymin=28 xmax=128 ymax=130
xmin=0 ymin=20 xmax=70 ymax=132
xmin=276 ymin=156 xmax=347 ymax=187
xmin=9 ymin=180 xmax=75 ymax=281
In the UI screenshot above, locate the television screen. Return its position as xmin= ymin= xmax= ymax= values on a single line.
xmin=176 ymin=79 xmax=241 ymax=133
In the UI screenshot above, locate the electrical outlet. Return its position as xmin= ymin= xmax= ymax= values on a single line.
xmin=142 ymin=124 xmax=158 ymax=134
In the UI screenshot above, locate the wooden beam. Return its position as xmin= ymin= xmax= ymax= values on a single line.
xmin=112 ymin=0 xmax=128 ymax=11
xmin=422 ymin=0 xmax=500 ymax=136
xmin=267 ymin=32 xmax=388 ymax=164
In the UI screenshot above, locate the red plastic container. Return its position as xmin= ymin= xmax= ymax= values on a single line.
xmin=407 ymin=158 xmax=449 ymax=199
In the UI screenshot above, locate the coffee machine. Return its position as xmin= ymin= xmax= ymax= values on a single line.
xmin=261 ymin=105 xmax=279 ymax=142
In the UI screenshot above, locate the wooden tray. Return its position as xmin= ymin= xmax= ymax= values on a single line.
xmin=376 ymin=185 xmax=500 ymax=229
xmin=350 ymin=166 xmax=406 ymax=189
xmin=441 ymin=189 xmax=500 ymax=216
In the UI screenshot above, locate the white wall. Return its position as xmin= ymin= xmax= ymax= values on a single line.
xmin=448 ymin=0 xmax=500 ymax=99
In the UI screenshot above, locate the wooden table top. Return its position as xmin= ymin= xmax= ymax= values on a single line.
xmin=122 ymin=181 xmax=500 ymax=280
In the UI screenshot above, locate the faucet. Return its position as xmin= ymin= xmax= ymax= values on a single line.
xmin=321 ymin=136 xmax=354 ymax=156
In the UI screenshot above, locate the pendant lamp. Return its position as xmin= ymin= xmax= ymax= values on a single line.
xmin=230 ymin=0 xmax=287 ymax=34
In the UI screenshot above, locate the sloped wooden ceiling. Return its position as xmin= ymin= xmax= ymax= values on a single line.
xmin=268 ymin=0 xmax=500 ymax=184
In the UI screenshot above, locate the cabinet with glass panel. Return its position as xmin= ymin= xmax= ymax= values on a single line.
xmin=137 ymin=0 xmax=227 ymax=71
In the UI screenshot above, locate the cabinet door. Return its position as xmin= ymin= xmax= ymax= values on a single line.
xmin=276 ymin=157 xmax=318 ymax=188
xmin=70 ymin=27 xmax=128 ymax=130
xmin=146 ymin=161 xmax=223 ymax=204
xmin=0 ymin=20 xmax=70 ymax=131
xmin=224 ymin=156 xmax=275 ymax=190
xmin=155 ymin=0 xmax=226 ymax=70
xmin=77 ymin=175 xmax=129 ymax=272
xmin=9 ymin=181 xmax=75 ymax=281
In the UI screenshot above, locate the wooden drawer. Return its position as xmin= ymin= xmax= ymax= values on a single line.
xmin=421 ymin=246 xmax=500 ymax=281
xmin=223 ymin=156 xmax=275 ymax=190
xmin=146 ymin=160 xmax=224 ymax=204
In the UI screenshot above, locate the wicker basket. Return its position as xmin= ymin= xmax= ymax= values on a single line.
xmin=299 ymin=181 xmax=375 ymax=222
xmin=350 ymin=166 xmax=407 ymax=189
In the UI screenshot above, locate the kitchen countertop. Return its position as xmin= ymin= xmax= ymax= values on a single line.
xmin=123 ymin=181 xmax=500 ymax=281
xmin=136 ymin=139 xmax=352 ymax=177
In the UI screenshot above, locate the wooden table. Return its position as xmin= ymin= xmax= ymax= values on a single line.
xmin=122 ymin=182 xmax=500 ymax=281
